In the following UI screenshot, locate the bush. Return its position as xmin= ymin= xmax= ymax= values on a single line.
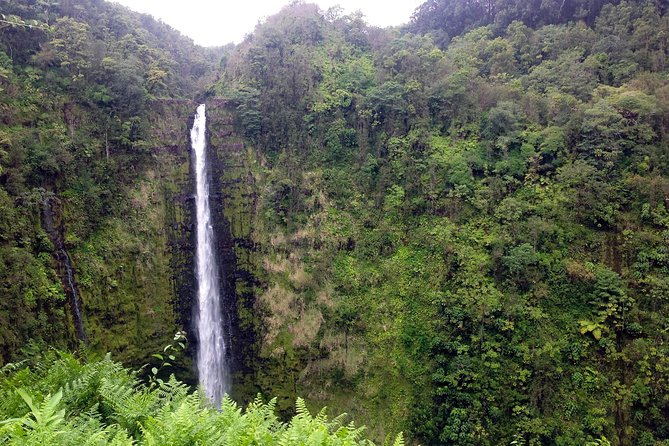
xmin=0 ymin=351 xmax=402 ymax=445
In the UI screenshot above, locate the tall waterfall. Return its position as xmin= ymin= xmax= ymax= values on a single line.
xmin=191 ymin=103 xmax=228 ymax=405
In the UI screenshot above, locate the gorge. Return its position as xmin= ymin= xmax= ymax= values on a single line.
xmin=1 ymin=0 xmax=669 ymax=444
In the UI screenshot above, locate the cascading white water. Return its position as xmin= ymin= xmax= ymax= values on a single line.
xmin=191 ymin=103 xmax=228 ymax=405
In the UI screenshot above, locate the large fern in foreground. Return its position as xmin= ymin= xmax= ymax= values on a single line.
xmin=0 ymin=351 xmax=403 ymax=445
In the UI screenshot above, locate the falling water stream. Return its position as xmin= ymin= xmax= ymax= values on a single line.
xmin=191 ymin=103 xmax=229 ymax=405
xmin=42 ymin=196 xmax=88 ymax=343
xmin=61 ymin=248 xmax=87 ymax=343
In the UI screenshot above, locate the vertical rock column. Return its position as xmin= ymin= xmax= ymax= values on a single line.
xmin=206 ymin=99 xmax=260 ymax=400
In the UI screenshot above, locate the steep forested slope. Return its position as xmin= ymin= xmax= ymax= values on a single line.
xmin=1 ymin=0 xmax=669 ymax=445
xmin=0 ymin=0 xmax=218 ymax=366
xmin=214 ymin=1 xmax=669 ymax=444
xmin=409 ymin=0 xmax=668 ymax=46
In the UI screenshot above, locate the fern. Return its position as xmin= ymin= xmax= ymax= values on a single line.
xmin=17 ymin=389 xmax=66 ymax=431
xmin=98 ymin=378 xmax=158 ymax=437
xmin=0 ymin=351 xmax=390 ymax=445
xmin=0 ymin=389 xmax=68 ymax=444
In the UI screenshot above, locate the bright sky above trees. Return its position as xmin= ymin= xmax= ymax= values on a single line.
xmin=111 ymin=0 xmax=424 ymax=46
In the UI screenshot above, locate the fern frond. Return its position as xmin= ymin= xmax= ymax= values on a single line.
xmin=315 ymin=406 xmax=328 ymax=424
xmin=294 ymin=397 xmax=311 ymax=418
xmin=329 ymin=411 xmax=348 ymax=430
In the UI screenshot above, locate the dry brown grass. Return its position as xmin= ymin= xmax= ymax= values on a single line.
xmin=289 ymin=265 xmax=312 ymax=289
xmin=259 ymin=285 xmax=295 ymax=346
xmin=289 ymin=306 xmax=323 ymax=347
xmin=564 ymin=259 xmax=596 ymax=281
xmin=263 ymin=257 xmax=290 ymax=274
xmin=269 ymin=232 xmax=287 ymax=247
xmin=316 ymin=287 xmax=335 ymax=309
xmin=291 ymin=227 xmax=315 ymax=243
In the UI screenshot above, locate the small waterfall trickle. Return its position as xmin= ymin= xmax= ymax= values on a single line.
xmin=60 ymin=248 xmax=87 ymax=343
xmin=42 ymin=196 xmax=88 ymax=343
xmin=191 ymin=103 xmax=229 ymax=405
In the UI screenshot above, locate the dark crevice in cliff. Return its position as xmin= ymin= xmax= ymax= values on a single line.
xmin=205 ymin=114 xmax=239 ymax=377
xmin=207 ymin=102 xmax=261 ymax=400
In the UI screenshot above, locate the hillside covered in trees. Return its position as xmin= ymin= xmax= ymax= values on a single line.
xmin=1 ymin=0 xmax=669 ymax=444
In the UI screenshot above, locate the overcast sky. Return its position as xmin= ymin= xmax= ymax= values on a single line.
xmin=111 ymin=0 xmax=424 ymax=47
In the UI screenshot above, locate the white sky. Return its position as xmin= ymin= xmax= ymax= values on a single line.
xmin=111 ymin=0 xmax=424 ymax=47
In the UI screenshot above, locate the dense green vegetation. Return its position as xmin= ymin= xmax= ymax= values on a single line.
xmin=0 ymin=0 xmax=217 ymax=365
xmin=2 ymin=0 xmax=669 ymax=444
xmin=217 ymin=1 xmax=669 ymax=444
xmin=409 ymin=0 xmax=668 ymax=46
xmin=0 ymin=349 xmax=399 ymax=445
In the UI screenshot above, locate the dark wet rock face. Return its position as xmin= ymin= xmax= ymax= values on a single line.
xmin=205 ymin=102 xmax=260 ymax=400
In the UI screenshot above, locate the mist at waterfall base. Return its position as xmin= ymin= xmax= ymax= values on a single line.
xmin=191 ymin=104 xmax=229 ymax=406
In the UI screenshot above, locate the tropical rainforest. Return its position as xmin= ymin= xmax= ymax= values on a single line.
xmin=1 ymin=0 xmax=669 ymax=444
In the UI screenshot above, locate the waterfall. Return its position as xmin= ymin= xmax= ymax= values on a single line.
xmin=42 ymin=196 xmax=88 ymax=343
xmin=60 ymin=248 xmax=88 ymax=343
xmin=191 ymin=103 xmax=229 ymax=405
